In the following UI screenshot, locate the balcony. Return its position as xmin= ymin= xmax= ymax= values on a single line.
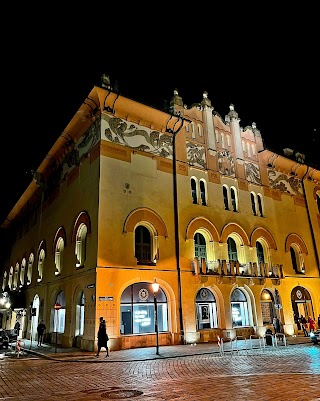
xmin=191 ymin=258 xmax=284 ymax=281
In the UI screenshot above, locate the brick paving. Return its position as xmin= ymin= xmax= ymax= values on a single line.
xmin=0 ymin=337 xmax=319 ymax=400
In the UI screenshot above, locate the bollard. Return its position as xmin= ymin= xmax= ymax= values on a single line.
xmin=17 ymin=340 xmax=21 ymax=358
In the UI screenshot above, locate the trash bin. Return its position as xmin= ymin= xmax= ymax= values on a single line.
xmin=265 ymin=328 xmax=273 ymax=346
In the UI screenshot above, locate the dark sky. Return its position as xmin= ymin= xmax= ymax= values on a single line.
xmin=1 ymin=13 xmax=319 ymax=228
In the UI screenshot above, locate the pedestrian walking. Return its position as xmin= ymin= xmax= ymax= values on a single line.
xmin=318 ymin=314 xmax=320 ymax=329
xmin=300 ymin=315 xmax=308 ymax=336
xmin=37 ymin=320 xmax=46 ymax=346
xmin=14 ymin=320 xmax=20 ymax=335
xmin=96 ymin=319 xmax=109 ymax=357
xmin=308 ymin=316 xmax=315 ymax=332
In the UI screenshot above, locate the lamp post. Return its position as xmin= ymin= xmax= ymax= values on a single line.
xmin=152 ymin=279 xmax=160 ymax=355
xmin=0 ymin=292 xmax=11 ymax=330
xmin=166 ymin=107 xmax=190 ymax=345
xmin=54 ymin=303 xmax=61 ymax=353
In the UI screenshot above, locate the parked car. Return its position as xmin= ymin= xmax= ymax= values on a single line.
xmin=0 ymin=329 xmax=9 ymax=349
xmin=309 ymin=329 xmax=320 ymax=345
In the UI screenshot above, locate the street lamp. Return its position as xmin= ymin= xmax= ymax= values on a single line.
xmin=152 ymin=279 xmax=160 ymax=355
xmin=0 ymin=292 xmax=11 ymax=309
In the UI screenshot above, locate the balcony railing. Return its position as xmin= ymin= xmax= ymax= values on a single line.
xmin=191 ymin=258 xmax=284 ymax=279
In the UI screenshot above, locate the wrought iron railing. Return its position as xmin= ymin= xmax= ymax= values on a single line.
xmin=191 ymin=258 xmax=284 ymax=279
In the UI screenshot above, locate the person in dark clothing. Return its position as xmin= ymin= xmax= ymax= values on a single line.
xmin=300 ymin=315 xmax=308 ymax=336
xmin=318 ymin=314 xmax=320 ymax=329
xmin=96 ymin=320 xmax=109 ymax=357
xmin=37 ymin=320 xmax=46 ymax=346
xmin=273 ymin=317 xmax=281 ymax=334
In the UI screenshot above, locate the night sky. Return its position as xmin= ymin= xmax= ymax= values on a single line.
xmin=1 ymin=12 xmax=318 ymax=229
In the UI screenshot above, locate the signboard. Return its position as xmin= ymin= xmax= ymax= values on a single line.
xmin=99 ymin=296 xmax=114 ymax=301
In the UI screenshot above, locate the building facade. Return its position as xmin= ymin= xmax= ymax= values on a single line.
xmin=1 ymin=78 xmax=319 ymax=351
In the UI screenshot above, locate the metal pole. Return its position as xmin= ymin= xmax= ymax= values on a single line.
xmin=29 ymin=316 xmax=33 ymax=350
xmin=154 ymin=294 xmax=159 ymax=355
xmin=55 ymin=309 xmax=58 ymax=353
xmin=172 ymin=132 xmax=184 ymax=345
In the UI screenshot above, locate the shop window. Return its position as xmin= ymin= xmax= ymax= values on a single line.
xmin=260 ymin=289 xmax=275 ymax=324
xmin=53 ymin=291 xmax=66 ymax=334
xmin=120 ymin=282 xmax=168 ymax=335
xmin=75 ymin=291 xmax=85 ymax=336
xmin=196 ymin=288 xmax=218 ymax=329
xmin=231 ymin=288 xmax=249 ymax=327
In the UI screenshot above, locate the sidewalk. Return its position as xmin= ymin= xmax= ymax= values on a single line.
xmin=12 ymin=334 xmax=311 ymax=363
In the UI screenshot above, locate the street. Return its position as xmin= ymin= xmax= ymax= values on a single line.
xmin=0 ymin=343 xmax=319 ymax=400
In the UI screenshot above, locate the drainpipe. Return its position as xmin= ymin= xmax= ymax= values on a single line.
xmin=301 ymin=166 xmax=320 ymax=273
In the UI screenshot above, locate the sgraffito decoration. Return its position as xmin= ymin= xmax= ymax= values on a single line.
xmin=268 ymin=169 xmax=303 ymax=195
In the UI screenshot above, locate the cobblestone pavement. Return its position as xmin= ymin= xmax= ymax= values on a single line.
xmin=0 ymin=341 xmax=319 ymax=401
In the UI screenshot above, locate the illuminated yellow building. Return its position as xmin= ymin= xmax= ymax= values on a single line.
xmin=1 ymin=77 xmax=319 ymax=351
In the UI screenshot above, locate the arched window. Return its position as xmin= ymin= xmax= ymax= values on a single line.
xmin=221 ymin=133 xmax=225 ymax=149
xmin=197 ymin=124 xmax=202 ymax=137
xmin=13 ymin=263 xmax=19 ymax=290
xmin=231 ymin=288 xmax=249 ymax=327
xmin=196 ymin=288 xmax=218 ymax=329
xmin=27 ymin=254 xmax=34 ymax=285
xmin=223 ymin=185 xmax=229 ymax=210
xmin=135 ymin=226 xmax=152 ymax=265
xmin=120 ymin=282 xmax=168 ymax=335
xmin=247 ymin=142 xmax=251 ymax=158
xmin=260 ymin=289 xmax=275 ymax=324
xmin=227 ymin=237 xmax=238 ymax=262
xmin=75 ymin=291 xmax=85 ymax=336
xmin=257 ymin=194 xmax=264 ymax=217
xmin=191 ymin=178 xmax=198 ymax=204
xmin=55 ymin=237 xmax=65 ymax=276
xmin=75 ymin=224 xmax=87 ymax=268
xmin=191 ymin=122 xmax=195 ymax=139
xmin=37 ymin=249 xmax=45 ymax=282
xmin=316 ymin=192 xmax=320 ymax=214
xmin=256 ymin=241 xmax=265 ymax=264
xmin=20 ymin=258 xmax=26 ymax=287
xmin=290 ymin=245 xmax=299 ymax=273
xmin=53 ymin=291 xmax=66 ymax=334
xmin=199 ymin=180 xmax=207 ymax=206
xmin=230 ymin=187 xmax=237 ymax=211
xmin=251 ymin=192 xmax=257 ymax=215
xmin=194 ymin=233 xmax=207 ymax=262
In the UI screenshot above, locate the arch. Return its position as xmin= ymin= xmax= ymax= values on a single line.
xmin=185 ymin=217 xmax=220 ymax=241
xmin=313 ymin=186 xmax=320 ymax=199
xmin=52 ymin=226 xmax=67 ymax=253
xmin=250 ymin=227 xmax=277 ymax=250
xmin=72 ymin=211 xmax=91 ymax=243
xmin=221 ymin=223 xmax=250 ymax=246
xmin=123 ymin=207 xmax=168 ymax=237
xmin=285 ymin=233 xmax=308 ymax=254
